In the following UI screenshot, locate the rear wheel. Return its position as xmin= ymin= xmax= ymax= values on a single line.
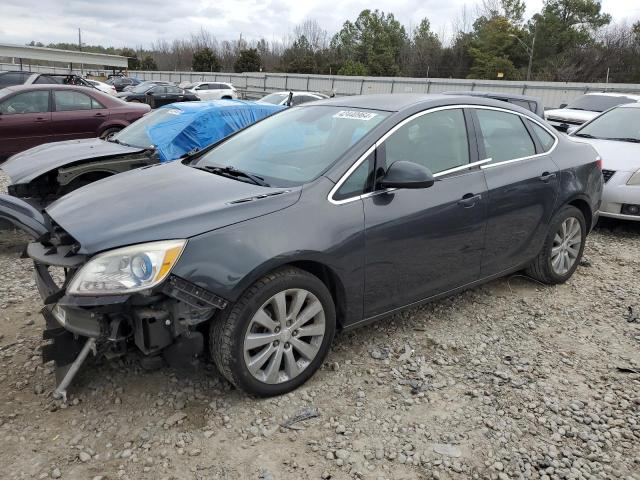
xmin=99 ymin=127 xmax=122 ymax=140
xmin=527 ymin=205 xmax=586 ymax=284
xmin=210 ymin=267 xmax=335 ymax=396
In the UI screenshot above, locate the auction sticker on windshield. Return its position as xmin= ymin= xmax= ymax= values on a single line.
xmin=333 ymin=110 xmax=378 ymax=121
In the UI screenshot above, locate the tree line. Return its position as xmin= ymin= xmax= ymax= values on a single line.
xmin=28 ymin=0 xmax=640 ymax=83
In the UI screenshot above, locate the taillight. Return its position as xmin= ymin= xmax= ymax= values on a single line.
xmin=595 ymin=157 xmax=602 ymax=170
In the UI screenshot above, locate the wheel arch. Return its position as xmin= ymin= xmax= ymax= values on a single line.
xmin=229 ymin=256 xmax=350 ymax=330
xmin=565 ymin=195 xmax=593 ymax=231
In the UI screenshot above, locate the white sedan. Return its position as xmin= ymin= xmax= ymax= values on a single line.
xmin=257 ymin=91 xmax=329 ymax=106
xmin=184 ymin=82 xmax=237 ymax=100
xmin=86 ymin=79 xmax=118 ymax=96
xmin=570 ymin=103 xmax=640 ymax=221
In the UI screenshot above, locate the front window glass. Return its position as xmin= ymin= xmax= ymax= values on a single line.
xmin=0 ymin=91 xmax=49 ymax=114
xmin=111 ymin=108 xmax=181 ymax=148
xmin=384 ymin=109 xmax=469 ymax=174
xmin=258 ymin=93 xmax=288 ymax=105
xmin=576 ymin=107 xmax=640 ymax=142
xmin=476 ymin=109 xmax=535 ymax=162
xmin=566 ymin=95 xmax=636 ymax=113
xmin=334 ymin=152 xmax=374 ymax=201
xmin=195 ymin=106 xmax=388 ymax=187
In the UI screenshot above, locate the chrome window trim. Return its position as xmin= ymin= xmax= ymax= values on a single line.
xmin=328 ymin=104 xmax=558 ymax=206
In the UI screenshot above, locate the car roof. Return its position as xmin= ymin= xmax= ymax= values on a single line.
xmin=616 ymin=102 xmax=640 ymax=109
xmin=1 ymin=84 xmax=93 ymax=92
xmin=269 ymin=91 xmax=324 ymax=97
xmin=584 ymin=92 xmax=640 ymax=100
xmin=311 ymin=93 xmax=514 ymax=112
xmin=446 ymin=91 xmax=539 ymax=102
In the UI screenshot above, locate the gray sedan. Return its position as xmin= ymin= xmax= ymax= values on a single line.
xmin=0 ymin=94 xmax=603 ymax=397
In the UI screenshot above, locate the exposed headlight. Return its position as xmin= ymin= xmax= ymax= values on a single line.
xmin=627 ymin=170 xmax=640 ymax=186
xmin=67 ymin=240 xmax=186 ymax=295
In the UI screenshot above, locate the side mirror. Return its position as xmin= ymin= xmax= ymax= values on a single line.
xmin=559 ymin=103 xmax=568 ymax=109
xmin=379 ymin=161 xmax=435 ymax=189
xmin=566 ymin=126 xmax=579 ymax=135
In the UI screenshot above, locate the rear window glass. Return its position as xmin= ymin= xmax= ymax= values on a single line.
xmin=476 ymin=109 xmax=536 ymax=162
xmin=529 ymin=121 xmax=556 ymax=152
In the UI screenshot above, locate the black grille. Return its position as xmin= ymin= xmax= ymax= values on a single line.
xmin=602 ymin=170 xmax=615 ymax=183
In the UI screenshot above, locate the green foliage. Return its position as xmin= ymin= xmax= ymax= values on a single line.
xmin=120 ymin=48 xmax=140 ymax=70
xmin=282 ymin=36 xmax=317 ymax=73
xmin=234 ymin=48 xmax=261 ymax=73
xmin=533 ymin=0 xmax=612 ymax=58
xmin=192 ymin=47 xmax=221 ymax=72
xmin=331 ymin=9 xmax=407 ymax=76
xmin=337 ymin=60 xmax=368 ymax=76
xmin=467 ymin=15 xmax=521 ymax=79
xmin=138 ymin=55 xmax=157 ymax=70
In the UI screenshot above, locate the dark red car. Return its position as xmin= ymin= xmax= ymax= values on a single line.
xmin=0 ymin=84 xmax=150 ymax=160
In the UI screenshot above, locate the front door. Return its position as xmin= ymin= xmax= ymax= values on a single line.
xmin=362 ymin=108 xmax=488 ymax=318
xmin=0 ymin=89 xmax=52 ymax=158
xmin=471 ymin=108 xmax=560 ymax=276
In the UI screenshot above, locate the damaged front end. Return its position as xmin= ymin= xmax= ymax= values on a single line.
xmin=24 ymin=219 xmax=228 ymax=400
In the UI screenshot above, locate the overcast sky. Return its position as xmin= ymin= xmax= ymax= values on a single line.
xmin=1 ymin=0 xmax=639 ymax=48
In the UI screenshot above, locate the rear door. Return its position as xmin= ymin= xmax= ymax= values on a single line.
xmin=472 ymin=107 xmax=560 ymax=276
xmin=51 ymin=89 xmax=109 ymax=140
xmin=0 ymin=89 xmax=52 ymax=158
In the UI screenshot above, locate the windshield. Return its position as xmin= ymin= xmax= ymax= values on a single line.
xmin=567 ymin=95 xmax=636 ymax=113
xmin=130 ymin=83 xmax=155 ymax=94
xmin=111 ymin=108 xmax=182 ymax=148
xmin=183 ymin=83 xmax=196 ymax=89
xmin=258 ymin=93 xmax=288 ymax=105
xmin=194 ymin=106 xmax=388 ymax=187
xmin=576 ymin=107 xmax=640 ymax=142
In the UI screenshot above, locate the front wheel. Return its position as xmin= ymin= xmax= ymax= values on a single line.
xmin=527 ymin=205 xmax=586 ymax=284
xmin=210 ymin=267 xmax=336 ymax=396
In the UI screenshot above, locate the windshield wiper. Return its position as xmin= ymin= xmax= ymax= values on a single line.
xmin=574 ymin=133 xmax=597 ymax=139
xmin=604 ymin=137 xmax=640 ymax=143
xmin=196 ymin=165 xmax=270 ymax=187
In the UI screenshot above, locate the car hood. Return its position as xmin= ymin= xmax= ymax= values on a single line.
xmin=568 ymin=137 xmax=640 ymax=172
xmin=2 ymin=138 xmax=144 ymax=185
xmin=545 ymin=108 xmax=598 ymax=123
xmin=45 ymin=161 xmax=302 ymax=254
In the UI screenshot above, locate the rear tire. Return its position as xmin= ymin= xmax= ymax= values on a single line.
xmin=210 ymin=267 xmax=336 ymax=396
xmin=527 ymin=205 xmax=586 ymax=284
xmin=99 ymin=127 xmax=122 ymax=140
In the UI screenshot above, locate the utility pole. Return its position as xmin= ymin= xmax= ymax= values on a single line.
xmin=78 ymin=28 xmax=84 ymax=76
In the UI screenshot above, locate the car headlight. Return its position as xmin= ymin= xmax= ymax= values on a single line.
xmin=67 ymin=240 xmax=186 ymax=295
xmin=627 ymin=170 xmax=640 ymax=186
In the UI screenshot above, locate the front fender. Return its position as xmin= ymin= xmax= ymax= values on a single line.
xmin=0 ymin=194 xmax=49 ymax=238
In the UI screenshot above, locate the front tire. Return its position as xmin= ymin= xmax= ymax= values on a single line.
xmin=210 ymin=267 xmax=336 ymax=396
xmin=527 ymin=205 xmax=586 ymax=284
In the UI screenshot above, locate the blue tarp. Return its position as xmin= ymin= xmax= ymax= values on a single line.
xmin=146 ymin=100 xmax=285 ymax=162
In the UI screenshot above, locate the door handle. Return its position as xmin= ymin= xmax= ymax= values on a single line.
xmin=94 ymin=113 xmax=105 ymax=117
xmin=34 ymin=117 xmax=47 ymax=122
xmin=458 ymin=193 xmax=481 ymax=208
xmin=539 ymin=172 xmax=557 ymax=182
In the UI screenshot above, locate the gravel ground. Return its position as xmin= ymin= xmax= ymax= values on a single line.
xmin=0 ymin=174 xmax=638 ymax=479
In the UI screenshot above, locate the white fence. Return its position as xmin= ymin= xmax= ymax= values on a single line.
xmin=3 ymin=62 xmax=640 ymax=109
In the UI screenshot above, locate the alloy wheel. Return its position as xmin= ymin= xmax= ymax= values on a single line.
xmin=551 ymin=217 xmax=582 ymax=275
xmin=243 ymin=289 xmax=326 ymax=384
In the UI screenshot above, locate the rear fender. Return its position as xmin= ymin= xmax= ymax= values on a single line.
xmin=0 ymin=194 xmax=49 ymax=238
